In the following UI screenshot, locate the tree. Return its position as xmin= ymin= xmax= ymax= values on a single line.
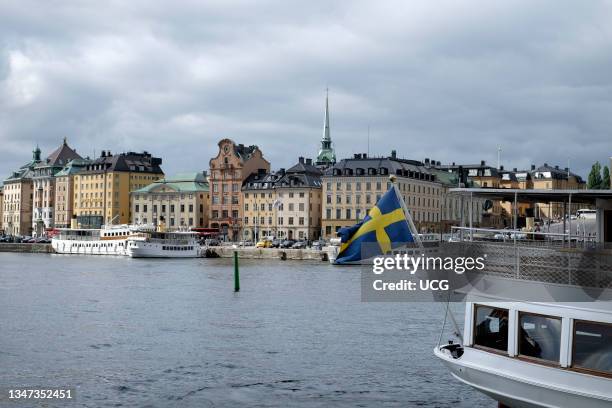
xmin=602 ymin=165 xmax=611 ymax=189
xmin=587 ymin=162 xmax=603 ymax=189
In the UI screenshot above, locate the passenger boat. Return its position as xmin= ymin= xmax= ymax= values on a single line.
xmin=51 ymin=225 xmax=138 ymax=255
xmin=434 ymin=188 xmax=612 ymax=408
xmin=126 ymin=230 xmax=201 ymax=258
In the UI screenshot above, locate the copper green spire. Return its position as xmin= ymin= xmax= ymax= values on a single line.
xmin=316 ymin=88 xmax=336 ymax=166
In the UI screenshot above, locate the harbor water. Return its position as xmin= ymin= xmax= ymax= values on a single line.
xmin=0 ymin=253 xmax=493 ymax=407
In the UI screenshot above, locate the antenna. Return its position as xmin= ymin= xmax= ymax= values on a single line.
xmin=497 ymin=146 xmax=502 ymax=170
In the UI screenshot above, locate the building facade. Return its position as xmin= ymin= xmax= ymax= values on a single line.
xmin=208 ymin=139 xmax=269 ymax=241
xmin=131 ymin=172 xmax=210 ymax=229
xmin=0 ymin=185 xmax=4 ymax=234
xmin=530 ymin=163 xmax=585 ymax=219
xmin=2 ymin=146 xmax=40 ymax=236
xmin=73 ymin=151 xmax=163 ymax=227
xmin=31 ymin=139 xmax=82 ymax=235
xmin=54 ymin=158 xmax=90 ymax=228
xmin=321 ymin=153 xmax=448 ymax=239
xmin=242 ymin=157 xmax=322 ymax=241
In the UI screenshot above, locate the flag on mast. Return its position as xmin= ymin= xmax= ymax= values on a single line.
xmin=334 ymin=179 xmax=420 ymax=264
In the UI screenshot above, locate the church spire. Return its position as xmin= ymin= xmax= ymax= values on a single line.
xmin=316 ymin=88 xmax=336 ymax=167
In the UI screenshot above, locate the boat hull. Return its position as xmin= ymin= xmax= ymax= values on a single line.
xmin=434 ymin=346 xmax=612 ymax=408
xmin=127 ymin=242 xmax=200 ymax=258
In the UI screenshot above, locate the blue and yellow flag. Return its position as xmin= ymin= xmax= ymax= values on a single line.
xmin=334 ymin=187 xmax=414 ymax=264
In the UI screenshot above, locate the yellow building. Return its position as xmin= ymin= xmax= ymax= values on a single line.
xmin=530 ymin=163 xmax=585 ymax=219
xmin=242 ymin=157 xmax=323 ymax=241
xmin=2 ymin=146 xmax=40 ymax=236
xmin=54 ymin=159 xmax=90 ymax=228
xmin=209 ymin=139 xmax=270 ymax=241
xmin=131 ymin=172 xmax=210 ymax=229
xmin=0 ymin=185 xmax=4 ymax=234
xmin=73 ymin=150 xmax=163 ymax=227
xmin=322 ymin=153 xmax=447 ymax=239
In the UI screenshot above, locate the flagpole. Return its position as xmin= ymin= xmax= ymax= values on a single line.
xmin=390 ymin=175 xmax=423 ymax=248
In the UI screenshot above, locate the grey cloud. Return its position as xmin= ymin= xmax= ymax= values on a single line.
xmin=1 ymin=0 xmax=611 ymax=179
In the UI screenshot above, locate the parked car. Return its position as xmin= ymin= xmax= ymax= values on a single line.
xmin=256 ymin=239 xmax=272 ymax=248
xmin=0 ymin=236 xmax=10 ymax=243
xmin=280 ymin=239 xmax=296 ymax=248
xmin=291 ymin=240 xmax=307 ymax=249
xmin=239 ymin=240 xmax=254 ymax=247
xmin=311 ymin=240 xmax=326 ymax=250
xmin=204 ymin=238 xmax=221 ymax=246
xmin=271 ymin=239 xmax=282 ymax=248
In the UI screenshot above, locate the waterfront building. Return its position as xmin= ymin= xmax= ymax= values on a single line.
xmin=54 ymin=158 xmax=90 ymax=228
xmin=72 ymin=150 xmax=164 ymax=228
xmin=208 ymin=139 xmax=270 ymax=241
xmin=0 ymin=184 xmax=4 ymax=234
xmin=529 ymin=163 xmax=585 ymax=219
xmin=432 ymin=160 xmax=505 ymax=227
xmin=2 ymin=146 xmax=40 ymax=236
xmin=31 ymin=138 xmax=82 ymax=236
xmin=131 ymin=172 xmax=210 ymax=230
xmin=315 ymin=90 xmax=336 ymax=168
xmin=242 ymin=157 xmax=322 ymax=241
xmin=321 ymin=152 xmax=454 ymax=239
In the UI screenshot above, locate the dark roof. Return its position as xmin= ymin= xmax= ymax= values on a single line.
xmin=234 ymin=144 xmax=260 ymax=161
xmin=81 ymin=151 xmax=163 ymax=174
xmin=324 ymin=156 xmax=437 ymax=183
xmin=43 ymin=139 xmax=82 ymax=167
xmin=286 ymin=157 xmax=322 ymax=175
xmin=530 ymin=163 xmax=583 ymax=182
xmin=433 ymin=162 xmax=500 ymax=178
xmin=242 ymin=159 xmax=323 ymax=190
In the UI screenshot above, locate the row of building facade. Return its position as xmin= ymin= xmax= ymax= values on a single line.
xmin=0 ymin=94 xmax=589 ymax=240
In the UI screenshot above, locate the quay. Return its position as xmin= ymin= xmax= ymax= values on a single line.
xmin=204 ymin=246 xmax=329 ymax=261
xmin=0 ymin=243 xmax=54 ymax=254
xmin=0 ymin=243 xmax=329 ymax=261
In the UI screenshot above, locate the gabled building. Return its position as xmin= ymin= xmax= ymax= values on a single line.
xmin=73 ymin=150 xmax=164 ymax=228
xmin=31 ymin=138 xmax=82 ymax=235
xmin=208 ymin=139 xmax=269 ymax=241
xmin=242 ymin=157 xmax=323 ymax=241
xmin=131 ymin=172 xmax=210 ymax=230
xmin=2 ymin=146 xmax=41 ymax=236
xmin=529 ymin=163 xmax=585 ymax=219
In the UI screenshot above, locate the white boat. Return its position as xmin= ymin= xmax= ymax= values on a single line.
xmin=126 ymin=230 xmax=201 ymax=258
xmin=434 ymin=188 xmax=612 ymax=408
xmin=51 ymin=225 xmax=139 ymax=255
xmin=435 ymin=301 xmax=612 ymax=408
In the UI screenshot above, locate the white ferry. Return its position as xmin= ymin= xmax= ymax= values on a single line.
xmin=51 ymin=225 xmax=138 ymax=255
xmin=126 ymin=230 xmax=201 ymax=258
xmin=434 ymin=188 xmax=612 ymax=408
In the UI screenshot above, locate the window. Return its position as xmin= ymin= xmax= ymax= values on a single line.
xmin=572 ymin=321 xmax=612 ymax=375
xmin=473 ymin=305 xmax=508 ymax=352
xmin=518 ymin=313 xmax=561 ymax=363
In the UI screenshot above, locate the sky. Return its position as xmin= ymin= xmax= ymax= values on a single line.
xmin=1 ymin=0 xmax=612 ymax=179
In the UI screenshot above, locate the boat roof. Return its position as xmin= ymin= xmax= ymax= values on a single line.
xmin=449 ymin=188 xmax=612 ymax=204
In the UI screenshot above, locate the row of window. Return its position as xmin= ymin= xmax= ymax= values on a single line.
xmin=324 ymin=181 xmax=440 ymax=195
xmin=134 ymin=204 xmax=201 ymax=213
xmin=244 ymin=216 xmax=308 ymax=226
xmin=162 ymin=246 xmax=194 ymax=251
xmin=473 ymin=304 xmax=611 ymax=376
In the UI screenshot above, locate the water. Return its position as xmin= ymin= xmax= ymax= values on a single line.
xmin=0 ymin=253 xmax=493 ymax=407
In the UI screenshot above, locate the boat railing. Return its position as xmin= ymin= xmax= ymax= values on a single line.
xmin=446 ymin=226 xmax=612 ymax=289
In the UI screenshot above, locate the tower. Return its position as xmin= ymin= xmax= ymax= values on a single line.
xmin=316 ymin=88 xmax=336 ymax=167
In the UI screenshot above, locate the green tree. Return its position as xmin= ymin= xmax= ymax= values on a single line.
xmin=587 ymin=162 xmax=603 ymax=189
xmin=602 ymin=165 xmax=611 ymax=189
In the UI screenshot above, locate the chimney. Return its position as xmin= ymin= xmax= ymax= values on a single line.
xmin=424 ymin=158 xmax=429 ymax=165
xmin=555 ymin=165 xmax=559 ymax=170
xmin=564 ymin=167 xmax=568 ymax=172
xmin=391 ymin=150 xmax=397 ymax=159
xmin=279 ymin=168 xmax=285 ymax=175
xmin=544 ymin=163 xmax=548 ymax=167
xmin=452 ymin=162 xmax=455 ymax=166
xmin=299 ymin=156 xmax=304 ymax=164
xmin=306 ymin=158 xmax=312 ymax=165
xmin=480 ymin=160 xmax=486 ymax=166
xmin=531 ymin=164 xmax=536 ymax=170
xmin=513 ymin=167 xmax=517 ymax=172
xmin=101 ymin=151 xmax=106 ymax=157
xmin=500 ymin=165 xmax=504 ymax=171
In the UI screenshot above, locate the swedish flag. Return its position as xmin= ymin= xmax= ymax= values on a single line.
xmin=334 ymin=187 xmax=414 ymax=264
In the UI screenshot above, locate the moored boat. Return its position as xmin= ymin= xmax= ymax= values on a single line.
xmin=51 ymin=225 xmax=139 ymax=255
xmin=126 ymin=230 xmax=201 ymax=258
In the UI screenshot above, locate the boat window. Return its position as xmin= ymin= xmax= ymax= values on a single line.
xmin=572 ymin=320 xmax=612 ymax=375
xmin=518 ymin=313 xmax=561 ymax=363
xmin=473 ymin=305 xmax=508 ymax=352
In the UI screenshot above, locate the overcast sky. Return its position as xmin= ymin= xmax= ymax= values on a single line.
xmin=1 ymin=1 xmax=611 ymax=179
